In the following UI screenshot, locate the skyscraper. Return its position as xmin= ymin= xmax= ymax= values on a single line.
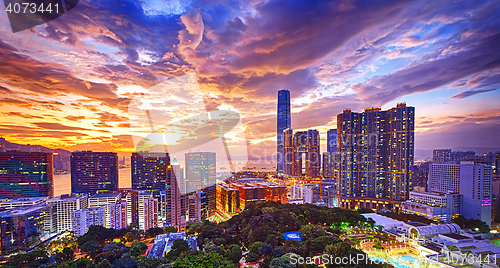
xmin=433 ymin=149 xmax=452 ymax=163
xmin=171 ymin=158 xmax=186 ymax=225
xmin=165 ymin=163 xmax=182 ymax=227
xmin=336 ymin=104 xmax=415 ymax=210
xmin=71 ymin=151 xmax=118 ymax=195
xmin=0 ymin=151 xmax=54 ymax=199
xmin=277 ymin=89 xmax=291 ymax=173
xmin=185 ymin=152 xmax=216 ymax=219
xmin=131 ymin=152 xmax=168 ymax=191
xmin=428 ymin=162 xmax=492 ymax=226
xmin=284 ymin=130 xmax=320 ymax=178
xmin=143 ymin=197 xmax=159 ymax=230
xmin=322 ymin=152 xmax=335 ymax=178
xmin=327 ymin=129 xmax=337 ymax=153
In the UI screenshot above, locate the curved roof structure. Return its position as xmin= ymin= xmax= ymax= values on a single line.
xmin=409 ymin=223 xmax=461 ymax=238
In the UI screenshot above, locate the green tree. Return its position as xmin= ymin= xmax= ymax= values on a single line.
xmin=269 ymin=253 xmax=296 ymax=268
xmin=130 ymin=241 xmax=148 ymax=257
xmin=136 ymin=256 xmax=170 ymax=268
xmin=97 ymin=259 xmax=111 ymax=268
xmin=299 ymin=224 xmax=325 ymax=240
xmin=164 ymin=226 xmax=178 ymax=233
xmin=225 ymin=244 xmax=242 ymax=263
xmin=172 ymin=252 xmax=233 ymax=268
xmin=55 ymin=247 xmax=75 ymax=263
xmin=2 ymin=250 xmax=49 ymax=268
xmin=166 ymin=239 xmax=192 ymax=261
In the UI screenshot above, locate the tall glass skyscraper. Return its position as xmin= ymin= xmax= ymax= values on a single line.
xmin=336 ymin=103 xmax=414 ymax=211
xmin=71 ymin=151 xmax=118 ymax=195
xmin=185 ymin=152 xmax=216 ymax=219
xmin=276 ymin=89 xmax=291 ymax=173
xmin=0 ymin=151 xmax=54 ymax=199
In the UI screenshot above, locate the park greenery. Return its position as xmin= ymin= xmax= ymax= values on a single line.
xmin=1 ymin=201 xmax=394 ymax=268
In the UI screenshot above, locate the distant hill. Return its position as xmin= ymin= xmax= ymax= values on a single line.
xmin=416 ymin=147 xmax=500 ymax=161
xmin=0 ymin=137 xmax=71 ymax=174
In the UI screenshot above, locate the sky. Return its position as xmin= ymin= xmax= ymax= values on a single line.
xmin=0 ymin=0 xmax=499 ymax=165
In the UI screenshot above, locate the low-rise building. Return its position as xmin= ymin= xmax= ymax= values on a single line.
xmin=402 ymin=191 xmax=462 ymax=223
xmin=0 ymin=196 xmax=49 ymax=209
xmin=88 ymin=192 xmax=121 ymax=228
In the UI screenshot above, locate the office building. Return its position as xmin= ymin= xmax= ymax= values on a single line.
xmin=282 ymin=128 xmax=294 ymax=176
xmin=72 ymin=207 xmax=105 ymax=237
xmin=283 ymin=130 xmax=320 ymax=178
xmin=46 ymin=194 xmax=88 ymax=233
xmin=0 ymin=205 xmax=56 ymax=253
xmin=451 ymin=151 xmax=475 ymax=162
xmin=412 ymin=162 xmax=430 ymax=192
xmin=216 ymin=183 xmax=240 ymax=216
xmin=185 ymin=152 xmax=216 ymax=217
xmin=230 ymin=182 xmax=266 ymax=210
xmin=165 ymin=163 xmax=182 ymax=227
xmin=171 ymin=158 xmax=187 ymax=225
xmin=188 ymin=190 xmax=205 ymax=222
xmin=327 ymin=129 xmax=337 ymax=153
xmin=71 ymin=151 xmax=118 ymax=195
xmin=237 ymin=179 xmax=288 ymax=204
xmin=138 ymin=191 xmax=154 ymax=229
xmin=277 ymin=89 xmax=291 ymax=173
xmin=322 ymin=152 xmax=335 ymax=178
xmin=110 ymin=200 xmax=127 ymax=230
xmin=433 ymin=149 xmax=452 ymax=163
xmin=0 ymin=196 xmax=49 ymax=209
xmin=336 ymin=104 xmax=414 ymax=211
xmin=143 ymin=197 xmax=158 ymax=230
xmin=428 ymin=162 xmax=492 ymax=226
xmin=88 ymin=192 xmax=121 ymax=228
xmin=131 ymin=152 xmax=168 ymax=192
xmin=402 ymin=191 xmax=462 ymax=223
xmin=0 ymin=204 xmax=56 ymax=254
xmin=0 ymin=151 xmax=54 ymax=199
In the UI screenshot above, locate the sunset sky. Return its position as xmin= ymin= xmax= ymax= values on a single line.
xmin=0 ymin=0 xmax=499 ymax=163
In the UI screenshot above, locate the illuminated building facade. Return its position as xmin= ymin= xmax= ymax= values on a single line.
xmin=88 ymin=192 xmax=121 ymax=228
xmin=185 ymin=152 xmax=216 ymax=218
xmin=0 ymin=151 xmax=54 ymax=199
xmin=71 ymin=151 xmax=118 ymax=195
xmin=283 ymin=130 xmax=320 ymax=178
xmin=0 ymin=204 xmax=56 ymax=254
xmin=110 ymin=200 xmax=128 ymax=230
xmin=144 ymin=197 xmax=159 ymax=230
xmin=433 ymin=149 xmax=452 ymax=163
xmin=402 ymin=191 xmax=462 ymax=223
xmin=46 ymin=194 xmax=88 ymax=232
xmin=336 ymin=103 xmax=415 ymax=210
xmin=277 ymin=89 xmax=291 ymax=173
xmin=72 ymin=206 xmax=105 ymax=237
xmin=216 ymin=182 xmax=240 ymax=216
xmin=230 ymin=182 xmax=266 ymax=210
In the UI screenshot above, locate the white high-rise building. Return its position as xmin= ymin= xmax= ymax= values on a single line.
xmin=428 ymin=162 xmax=492 ymax=226
xmin=110 ymin=200 xmax=127 ymax=230
xmin=144 ymin=197 xmax=158 ymax=230
xmin=72 ymin=206 xmax=105 ymax=236
xmin=46 ymin=194 xmax=88 ymax=232
xmin=138 ymin=191 xmax=153 ymax=230
xmin=88 ymin=193 xmax=121 ymax=228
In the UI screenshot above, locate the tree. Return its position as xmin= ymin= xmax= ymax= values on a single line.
xmin=452 ymin=215 xmax=490 ymax=233
xmin=111 ymin=255 xmax=137 ymax=268
xmin=299 ymin=224 xmax=325 ymax=240
xmin=225 ymin=244 xmax=242 ymax=263
xmin=136 ymin=256 xmax=170 ymax=268
xmin=55 ymin=247 xmax=75 ymax=263
xmin=2 ymin=250 xmax=49 ymax=268
xmin=130 ymin=242 xmax=148 ymax=257
xmin=172 ymin=252 xmax=233 ymax=268
xmin=97 ymin=259 xmax=111 ymax=268
xmin=269 ymin=253 xmax=297 ymax=268
xmin=166 ymin=239 xmax=192 ymax=261
xmin=164 ymin=226 xmax=178 ymax=233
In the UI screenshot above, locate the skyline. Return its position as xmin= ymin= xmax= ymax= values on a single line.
xmin=0 ymin=0 xmax=499 ymax=162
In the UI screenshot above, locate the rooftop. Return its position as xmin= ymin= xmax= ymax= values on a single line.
xmin=1 ymin=196 xmax=49 ymax=204
xmin=406 ymin=222 xmax=427 ymax=227
xmin=47 ymin=194 xmax=86 ymax=202
xmin=0 ymin=204 xmax=52 ymax=217
xmin=89 ymin=193 xmax=121 ymax=199
xmin=440 ymin=233 xmax=471 ymax=240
